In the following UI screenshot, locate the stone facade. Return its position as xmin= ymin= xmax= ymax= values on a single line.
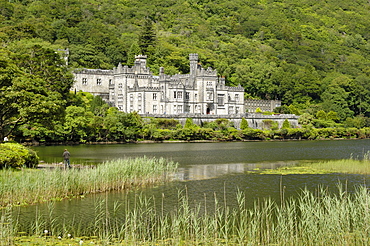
xmin=73 ymin=54 xmax=245 ymax=115
xmin=245 ymin=99 xmax=281 ymax=112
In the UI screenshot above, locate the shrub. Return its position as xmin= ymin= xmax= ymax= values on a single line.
xmin=0 ymin=143 xmax=39 ymax=168
xmin=184 ymin=118 xmax=197 ymax=129
xmin=282 ymin=119 xmax=291 ymax=129
xmin=152 ymin=118 xmax=179 ymax=129
xmin=240 ymin=117 xmax=249 ymax=130
xmin=242 ymin=128 xmax=268 ymax=140
xmin=262 ymin=119 xmax=278 ymax=130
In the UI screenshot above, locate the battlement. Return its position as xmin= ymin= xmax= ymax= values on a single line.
xmin=143 ymin=86 xmax=160 ymax=91
xmin=114 ymin=64 xmax=152 ymax=75
xmin=75 ymin=68 xmax=112 ymax=75
xmin=198 ymin=67 xmax=217 ymax=76
xmin=225 ymin=85 xmax=244 ymax=92
xmin=189 ymin=53 xmax=198 ymax=61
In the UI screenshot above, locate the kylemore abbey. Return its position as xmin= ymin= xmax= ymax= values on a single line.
xmin=73 ymin=54 xmax=299 ymax=129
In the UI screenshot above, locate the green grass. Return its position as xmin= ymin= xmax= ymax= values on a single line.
xmin=252 ymin=159 xmax=370 ymax=175
xmin=1 ymin=185 xmax=369 ymax=245
xmin=0 ymin=157 xmax=178 ymax=208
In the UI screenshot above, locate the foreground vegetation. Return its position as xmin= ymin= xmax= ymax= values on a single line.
xmin=0 ymin=157 xmax=178 ymax=208
xmin=1 ymin=185 xmax=369 ymax=245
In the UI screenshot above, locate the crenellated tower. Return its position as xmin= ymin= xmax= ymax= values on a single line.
xmin=189 ymin=53 xmax=198 ymax=77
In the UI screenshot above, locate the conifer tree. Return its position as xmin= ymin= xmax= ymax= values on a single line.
xmin=282 ymin=119 xmax=291 ymax=129
xmin=138 ymin=17 xmax=156 ymax=56
xmin=240 ymin=117 xmax=249 ymax=130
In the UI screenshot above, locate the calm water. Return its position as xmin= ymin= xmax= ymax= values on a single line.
xmin=35 ymin=139 xmax=370 ymax=166
xmin=16 ymin=140 xmax=370 ymax=231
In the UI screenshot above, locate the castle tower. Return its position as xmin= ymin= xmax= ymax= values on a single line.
xmin=134 ymin=55 xmax=147 ymax=68
xmin=189 ymin=53 xmax=198 ymax=76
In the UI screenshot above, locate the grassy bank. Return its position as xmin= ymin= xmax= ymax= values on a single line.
xmin=0 ymin=157 xmax=178 ymax=208
xmin=1 ymin=185 xmax=369 ymax=245
xmin=253 ymin=158 xmax=370 ymax=175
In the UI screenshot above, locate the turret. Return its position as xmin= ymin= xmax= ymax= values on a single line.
xmin=134 ymin=55 xmax=147 ymax=68
xmin=189 ymin=53 xmax=198 ymax=76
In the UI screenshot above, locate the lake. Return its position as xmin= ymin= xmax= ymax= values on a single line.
xmin=16 ymin=139 xmax=370 ymax=231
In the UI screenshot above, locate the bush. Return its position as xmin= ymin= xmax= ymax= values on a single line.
xmin=282 ymin=119 xmax=291 ymax=129
xmin=0 ymin=143 xmax=39 ymax=168
xmin=240 ymin=117 xmax=249 ymax=130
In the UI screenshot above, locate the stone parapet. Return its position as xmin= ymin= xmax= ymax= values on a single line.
xmin=75 ymin=68 xmax=112 ymax=75
xmin=139 ymin=113 xmax=299 ymax=130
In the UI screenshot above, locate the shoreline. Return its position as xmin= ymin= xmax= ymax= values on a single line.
xmin=21 ymin=137 xmax=360 ymax=146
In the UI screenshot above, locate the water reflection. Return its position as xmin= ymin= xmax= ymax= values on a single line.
xmin=176 ymin=161 xmax=298 ymax=180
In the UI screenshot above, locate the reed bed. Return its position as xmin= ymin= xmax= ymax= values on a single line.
xmin=307 ymin=159 xmax=370 ymax=174
xmin=2 ymin=185 xmax=370 ymax=245
xmin=259 ymin=158 xmax=370 ymax=175
xmin=0 ymin=157 xmax=178 ymax=208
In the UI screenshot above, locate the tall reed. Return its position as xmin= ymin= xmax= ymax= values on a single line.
xmin=0 ymin=206 xmax=17 ymax=245
xmin=307 ymin=158 xmax=370 ymax=174
xmin=7 ymin=184 xmax=369 ymax=245
xmin=0 ymin=157 xmax=178 ymax=207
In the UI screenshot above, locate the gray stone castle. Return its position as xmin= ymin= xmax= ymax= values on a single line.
xmin=72 ymin=54 xmax=299 ymax=129
xmin=73 ymin=54 xmax=245 ymax=115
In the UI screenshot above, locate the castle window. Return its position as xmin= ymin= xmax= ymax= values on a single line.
xmin=82 ymin=78 xmax=87 ymax=85
xmin=186 ymin=105 xmax=190 ymax=113
xmin=177 ymin=91 xmax=182 ymax=99
xmin=130 ymin=94 xmax=133 ymax=101
xmin=195 ymin=94 xmax=198 ymax=101
xmin=206 ymin=81 xmax=212 ymax=87
xmin=118 ymin=83 xmax=122 ymax=89
xmin=178 ymin=105 xmax=183 ymax=113
xmin=153 ymin=93 xmax=157 ymax=100
xmin=130 ymin=105 xmax=133 ymax=111
xmin=218 ymin=94 xmax=224 ymax=106
xmin=235 ymin=94 xmax=239 ymax=102
xmin=236 ymin=107 xmax=240 ymax=114
xmin=109 ymin=79 xmax=113 ymax=85
xmin=186 ymin=92 xmax=190 ymax=100
xmin=206 ymin=92 xmax=213 ymax=101
xmin=173 ymin=105 xmax=177 ymax=113
xmin=153 ymin=105 xmax=157 ymax=113
xmin=229 ymin=106 xmax=234 ymax=114
xmin=97 ymin=78 xmax=102 ymax=85
xmin=174 ymin=91 xmax=176 ymax=99
xmin=138 ymin=105 xmax=142 ymax=113
xmin=138 ymin=93 xmax=142 ymax=101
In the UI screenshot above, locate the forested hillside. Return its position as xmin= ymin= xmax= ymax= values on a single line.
xmin=1 ymin=0 xmax=370 ymax=124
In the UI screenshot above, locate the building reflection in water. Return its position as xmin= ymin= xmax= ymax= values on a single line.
xmin=175 ymin=161 xmax=299 ymax=181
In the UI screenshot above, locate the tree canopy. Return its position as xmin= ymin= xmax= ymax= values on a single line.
xmin=0 ymin=43 xmax=74 ymax=141
xmin=1 ymin=0 xmax=370 ymax=142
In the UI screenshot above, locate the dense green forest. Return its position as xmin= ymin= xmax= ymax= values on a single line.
xmin=1 ymin=0 xmax=370 ymax=142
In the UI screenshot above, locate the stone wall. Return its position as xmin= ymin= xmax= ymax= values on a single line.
xmin=140 ymin=113 xmax=299 ymax=130
xmin=245 ymin=99 xmax=281 ymax=112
